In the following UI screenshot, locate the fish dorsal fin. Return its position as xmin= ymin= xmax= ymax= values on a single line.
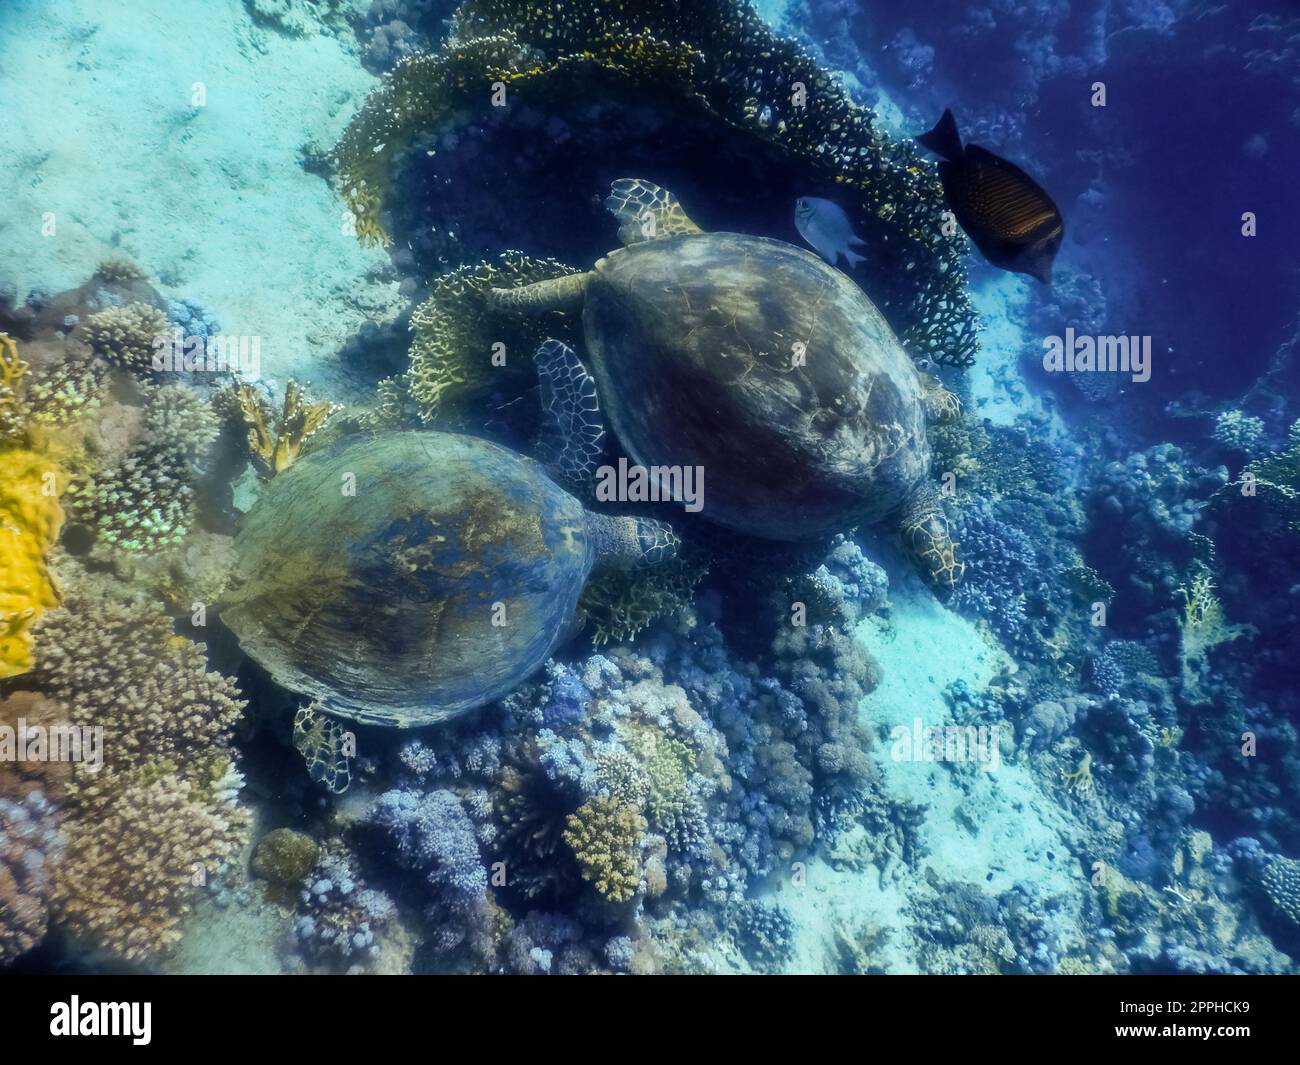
xmin=534 ymin=339 xmax=606 ymax=496
xmin=604 ymin=178 xmax=703 ymax=245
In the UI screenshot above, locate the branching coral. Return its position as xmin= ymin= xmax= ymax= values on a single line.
xmin=0 ymin=449 xmax=65 ymax=678
xmin=1178 ymin=570 xmax=1251 ymax=703
xmin=579 ymin=553 xmax=706 ymax=646
xmin=0 ymin=334 xmax=29 ymax=443
xmin=52 ymin=768 xmax=245 ymax=962
xmin=407 ymin=252 xmax=580 ymax=424
xmin=232 ymin=379 xmax=341 ymax=478
xmin=564 ymin=795 xmax=645 ymax=903
xmin=28 ymin=593 xmax=249 ymax=960
xmin=71 ymin=452 xmax=194 ymax=553
xmin=333 ymin=0 xmax=979 ymax=366
xmin=86 ymin=302 xmax=169 ymax=373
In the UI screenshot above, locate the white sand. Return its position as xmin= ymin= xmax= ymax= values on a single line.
xmin=0 ymin=0 xmax=400 ymax=398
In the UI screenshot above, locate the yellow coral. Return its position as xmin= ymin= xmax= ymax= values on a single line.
xmin=235 ymin=380 xmax=340 ymax=478
xmin=1178 ymin=571 xmax=1252 ymax=702
xmin=0 ymin=449 xmax=64 ymax=677
xmin=564 ymin=796 xmax=645 ymax=903
xmin=1062 ymin=752 xmax=1093 ymax=795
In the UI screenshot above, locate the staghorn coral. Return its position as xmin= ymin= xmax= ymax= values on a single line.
xmin=564 ymin=795 xmax=646 ymax=904
xmin=407 ymin=252 xmax=579 ymax=424
xmin=334 ymin=0 xmax=979 ymax=366
xmin=86 ymin=302 xmax=169 ymax=373
xmin=232 ymin=379 xmax=340 ymax=478
xmin=0 ymin=789 xmax=64 ymax=965
xmin=0 ymin=449 xmax=65 ymax=678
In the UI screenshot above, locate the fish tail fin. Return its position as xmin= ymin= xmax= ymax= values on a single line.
xmin=844 ymin=249 xmax=866 ymax=268
xmin=848 ymin=233 xmax=868 ymax=247
xmin=917 ymin=108 xmax=962 ymax=161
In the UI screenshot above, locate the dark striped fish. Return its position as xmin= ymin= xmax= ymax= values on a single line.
xmin=917 ymin=109 xmax=1064 ymax=284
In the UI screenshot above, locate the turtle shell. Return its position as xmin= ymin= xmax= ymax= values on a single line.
xmin=221 ymin=431 xmax=594 ymax=727
xmin=584 ymin=232 xmax=930 ymax=540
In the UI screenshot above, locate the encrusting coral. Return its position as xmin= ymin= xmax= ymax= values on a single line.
xmin=0 ymin=447 xmax=65 ymax=678
xmin=333 ymin=0 xmax=979 ymax=367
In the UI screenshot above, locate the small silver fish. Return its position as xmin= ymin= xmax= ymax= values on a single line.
xmin=795 ymin=197 xmax=867 ymax=269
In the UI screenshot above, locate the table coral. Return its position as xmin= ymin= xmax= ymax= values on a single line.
xmin=333 ymin=0 xmax=979 ymax=367
xmin=0 ymin=448 xmax=65 ymax=678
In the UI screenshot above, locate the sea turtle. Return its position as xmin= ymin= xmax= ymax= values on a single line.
xmin=220 ymin=430 xmax=677 ymax=777
xmin=487 ymin=179 xmax=964 ymax=587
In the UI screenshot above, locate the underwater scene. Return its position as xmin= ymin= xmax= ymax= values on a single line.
xmin=1 ymin=0 xmax=1298 ymax=983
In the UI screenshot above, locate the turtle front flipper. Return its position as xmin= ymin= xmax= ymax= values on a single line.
xmin=605 ymin=178 xmax=704 ymax=244
xmin=899 ymin=479 xmax=964 ymax=588
xmin=292 ymin=702 xmax=353 ymax=794
xmin=485 ymin=271 xmax=589 ymax=315
xmin=534 ymin=339 xmax=606 ymax=495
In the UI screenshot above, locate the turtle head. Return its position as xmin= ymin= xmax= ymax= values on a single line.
xmin=899 ymin=480 xmax=964 ymax=589
xmin=588 ymin=513 xmax=679 ymax=570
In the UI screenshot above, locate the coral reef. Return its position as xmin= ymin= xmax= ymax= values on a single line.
xmin=333 ymin=0 xmax=978 ymax=366
xmin=25 ymin=593 xmax=250 ymax=960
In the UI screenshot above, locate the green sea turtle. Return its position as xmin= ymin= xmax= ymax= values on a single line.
xmin=220 ymin=430 xmax=677 ymax=782
xmin=487 ymin=179 xmax=964 ymax=587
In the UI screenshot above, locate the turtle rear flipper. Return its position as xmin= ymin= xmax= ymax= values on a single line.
xmin=534 ymin=339 xmax=606 ymax=495
xmin=293 ymin=703 xmax=353 ymax=794
xmin=605 ymin=178 xmax=703 ymax=245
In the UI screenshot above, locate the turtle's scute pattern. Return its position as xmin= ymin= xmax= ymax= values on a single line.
xmin=584 ymin=233 xmax=930 ymax=542
xmin=222 ymin=432 xmax=595 ymax=726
